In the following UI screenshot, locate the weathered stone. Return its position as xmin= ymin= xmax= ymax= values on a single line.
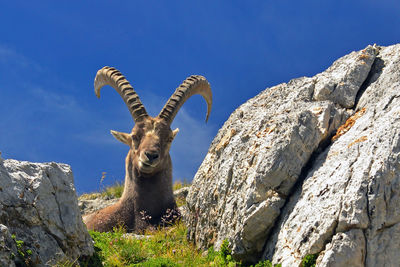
xmin=313 ymin=45 xmax=377 ymax=108
xmin=186 ymin=44 xmax=400 ymax=266
xmin=263 ymin=44 xmax=400 ymax=266
xmin=173 ymin=186 xmax=190 ymax=200
xmin=79 ymin=197 xmax=119 ymax=215
xmin=0 ymin=158 xmax=93 ymax=266
xmin=317 ymin=229 xmax=365 ymax=267
xmin=186 ymin=45 xmax=378 ymax=262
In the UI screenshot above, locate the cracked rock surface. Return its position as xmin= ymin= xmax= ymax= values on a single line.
xmin=186 ymin=44 xmax=400 ymax=266
xmin=264 ymin=44 xmax=400 ymax=266
xmin=0 ymin=158 xmax=93 ymax=266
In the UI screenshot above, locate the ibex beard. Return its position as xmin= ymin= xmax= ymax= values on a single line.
xmin=83 ymin=67 xmax=212 ymax=232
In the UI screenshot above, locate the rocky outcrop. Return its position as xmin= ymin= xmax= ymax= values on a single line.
xmin=264 ymin=44 xmax=400 ymax=266
xmin=0 ymin=158 xmax=93 ymax=266
xmin=186 ymin=44 xmax=400 ymax=266
xmin=79 ymin=196 xmax=119 ymax=215
xmin=173 ymin=186 xmax=190 ymax=200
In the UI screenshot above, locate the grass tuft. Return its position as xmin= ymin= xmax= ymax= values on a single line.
xmin=301 ymin=253 xmax=318 ymax=267
xmin=172 ymin=179 xmax=190 ymax=191
xmin=100 ymin=181 xmax=124 ymax=199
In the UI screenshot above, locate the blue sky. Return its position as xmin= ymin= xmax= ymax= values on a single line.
xmin=1 ymin=1 xmax=399 ymax=194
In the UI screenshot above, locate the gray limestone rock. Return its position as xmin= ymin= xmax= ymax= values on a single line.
xmin=0 ymin=158 xmax=93 ymax=266
xmin=186 ymin=44 xmax=400 ymax=266
xmin=317 ymin=229 xmax=366 ymax=267
xmin=79 ymin=197 xmax=119 ymax=215
xmin=173 ymin=186 xmax=190 ymax=200
xmin=263 ymin=44 xmax=400 ymax=266
xmin=313 ymin=45 xmax=377 ymax=108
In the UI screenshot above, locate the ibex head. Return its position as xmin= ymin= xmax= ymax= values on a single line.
xmin=94 ymin=67 xmax=212 ymax=175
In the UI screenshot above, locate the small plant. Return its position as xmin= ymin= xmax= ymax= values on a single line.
xmin=52 ymin=258 xmax=79 ymax=267
xmin=250 ymin=260 xmax=281 ymax=267
xmin=220 ymin=239 xmax=233 ymax=264
xmin=173 ymin=179 xmax=190 ymax=207
xmin=11 ymin=234 xmax=34 ymax=266
xmin=204 ymin=240 xmax=241 ymax=266
xmin=100 ymin=181 xmax=124 ymax=199
xmin=301 ymin=253 xmax=318 ymax=267
xmin=175 ymin=196 xmax=186 ymax=207
xmin=100 ymin=171 xmax=107 ymax=184
xmin=173 ymin=179 xmax=190 ymax=191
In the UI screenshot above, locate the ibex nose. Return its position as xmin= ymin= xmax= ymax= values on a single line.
xmin=144 ymin=151 xmax=159 ymax=162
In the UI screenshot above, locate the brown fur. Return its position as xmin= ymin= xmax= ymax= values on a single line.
xmin=83 ymin=118 xmax=178 ymax=232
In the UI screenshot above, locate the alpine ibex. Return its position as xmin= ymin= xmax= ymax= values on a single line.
xmin=83 ymin=67 xmax=212 ymax=232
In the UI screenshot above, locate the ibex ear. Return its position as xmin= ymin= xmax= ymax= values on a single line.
xmin=172 ymin=128 xmax=179 ymax=139
xmin=110 ymin=130 xmax=131 ymax=145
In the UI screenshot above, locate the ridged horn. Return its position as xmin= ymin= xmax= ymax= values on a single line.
xmin=158 ymin=75 xmax=212 ymax=125
xmin=94 ymin=66 xmax=148 ymax=122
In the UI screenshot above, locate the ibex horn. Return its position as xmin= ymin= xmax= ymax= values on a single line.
xmin=94 ymin=66 xmax=148 ymax=122
xmin=158 ymin=75 xmax=212 ymax=125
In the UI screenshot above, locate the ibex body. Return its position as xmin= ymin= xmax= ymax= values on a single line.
xmin=83 ymin=67 xmax=212 ymax=232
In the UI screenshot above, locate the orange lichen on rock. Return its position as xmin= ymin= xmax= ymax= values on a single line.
xmin=215 ymin=129 xmax=237 ymax=152
xmin=332 ymin=108 xmax=366 ymax=141
xmin=358 ymin=53 xmax=370 ymax=60
xmin=256 ymin=125 xmax=276 ymax=138
xmin=348 ymin=135 xmax=368 ymax=148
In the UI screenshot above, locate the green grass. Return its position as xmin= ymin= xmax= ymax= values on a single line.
xmin=300 ymin=253 xmax=318 ymax=267
xmin=88 ymin=221 xmax=205 ymax=266
xmin=76 ymin=221 xmax=280 ymax=267
xmin=11 ymin=233 xmax=34 ymax=266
